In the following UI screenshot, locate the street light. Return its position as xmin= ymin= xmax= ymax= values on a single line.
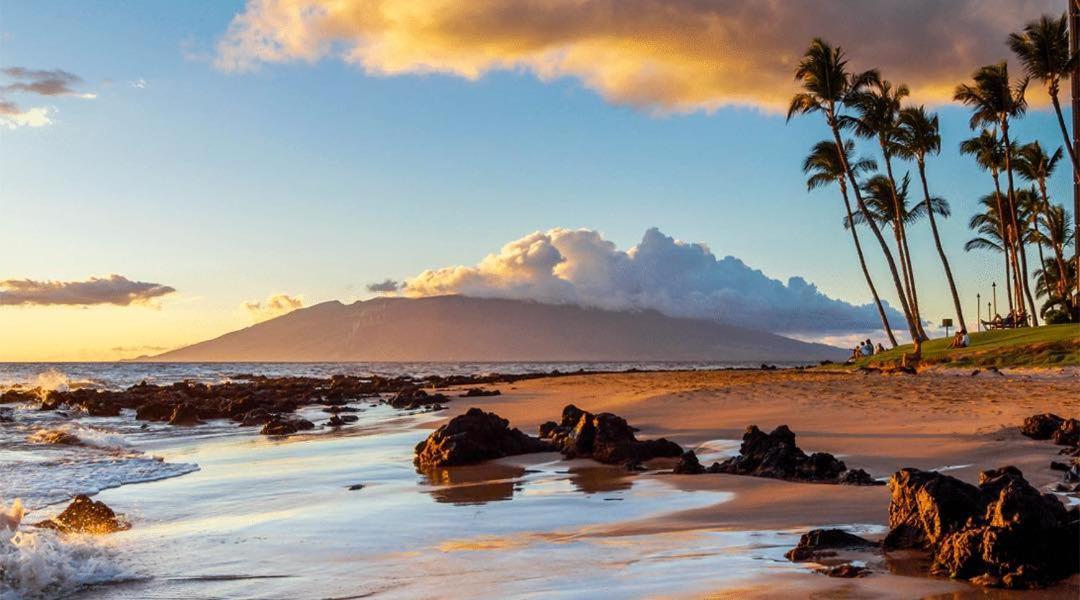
xmin=992 ymin=282 xmax=997 ymax=317
xmin=977 ymin=293 xmax=981 ymax=332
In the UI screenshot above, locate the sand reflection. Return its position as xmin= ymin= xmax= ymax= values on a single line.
xmin=419 ymin=463 xmax=526 ymax=505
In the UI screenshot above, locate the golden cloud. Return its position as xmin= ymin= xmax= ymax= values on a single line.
xmin=215 ymin=0 xmax=1058 ymax=112
xmin=242 ymin=293 xmax=305 ymax=322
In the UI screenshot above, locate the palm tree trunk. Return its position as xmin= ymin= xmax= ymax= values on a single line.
xmin=1001 ymin=121 xmax=1041 ymax=325
xmin=1050 ymin=92 xmax=1080 ymax=180
xmin=917 ymin=161 xmax=967 ymax=331
xmin=840 ymin=184 xmax=898 ymax=347
xmin=991 ymin=171 xmax=1016 ymax=315
xmin=829 ymin=122 xmax=921 ymax=353
xmin=882 ymin=151 xmax=926 ymax=340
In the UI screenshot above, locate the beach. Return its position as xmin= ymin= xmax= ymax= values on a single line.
xmin=3 ymin=365 xmax=1079 ymax=598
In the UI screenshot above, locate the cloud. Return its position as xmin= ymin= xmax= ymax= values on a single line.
xmin=130 ymin=78 xmax=147 ymax=89
xmin=0 ymin=275 xmax=176 ymax=307
xmin=214 ymin=0 xmax=1057 ymax=113
xmin=403 ymin=227 xmax=905 ymax=335
xmin=0 ymin=66 xmax=95 ymax=128
xmin=0 ymin=68 xmax=96 ymax=98
xmin=243 ymin=293 xmax=305 ymax=322
xmin=366 ymin=279 xmax=401 ymax=293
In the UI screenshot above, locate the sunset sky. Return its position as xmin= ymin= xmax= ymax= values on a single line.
xmin=1 ymin=0 xmax=1072 ymax=361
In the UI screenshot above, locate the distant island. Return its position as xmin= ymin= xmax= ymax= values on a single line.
xmin=145 ymin=295 xmax=846 ymax=363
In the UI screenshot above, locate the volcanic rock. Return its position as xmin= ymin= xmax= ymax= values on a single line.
xmin=785 ymin=528 xmax=878 ymax=561
xmin=414 ymin=407 xmax=552 ymax=468
xmin=884 ymin=466 xmax=1079 ymax=589
xmin=35 ymin=495 xmax=128 ymax=534
xmin=539 ymin=404 xmax=682 ymax=465
xmin=460 ymin=388 xmax=501 ymax=398
xmin=168 ymin=402 xmax=203 ymax=426
xmin=714 ymin=425 xmax=883 ymax=485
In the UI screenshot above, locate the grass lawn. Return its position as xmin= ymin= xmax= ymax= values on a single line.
xmin=839 ymin=323 xmax=1080 ymax=369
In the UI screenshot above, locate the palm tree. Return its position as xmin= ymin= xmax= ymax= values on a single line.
xmin=788 ymin=38 xmax=922 ymax=354
xmin=1015 ymin=141 xmax=1063 ymax=279
xmin=895 ymin=105 xmax=967 ymax=331
xmin=960 ymin=130 xmax=1016 ymax=314
xmin=841 ymin=79 xmax=927 ymax=340
xmin=1032 ymin=202 xmax=1075 ymax=308
xmin=803 ymin=140 xmax=898 ymax=346
xmin=1008 ymin=13 xmax=1079 ymax=177
xmin=954 ymin=62 xmax=1040 ymax=325
xmin=1016 ymin=186 xmax=1048 ymax=271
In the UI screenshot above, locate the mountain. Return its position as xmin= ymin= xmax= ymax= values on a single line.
xmin=147 ymin=295 xmax=846 ymax=362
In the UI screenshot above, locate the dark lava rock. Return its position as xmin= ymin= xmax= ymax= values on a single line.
xmin=539 ymin=404 xmax=683 ymax=465
xmin=785 ymin=528 xmax=878 ymax=561
xmin=1052 ymin=419 xmax=1080 ymax=447
xmin=31 ymin=429 xmax=82 ymax=445
xmin=347 ymin=483 xmax=365 ymax=491
xmin=390 ymin=387 xmax=450 ymax=410
xmin=136 ymin=401 xmax=174 ymax=422
xmin=414 ymin=407 xmax=552 ymax=468
xmin=237 ymin=408 xmax=272 ymax=426
xmin=673 ymin=450 xmax=707 ymax=474
xmin=168 ymin=402 xmax=203 ymax=426
xmin=327 ymin=414 xmax=358 ymax=427
xmin=884 ymin=466 xmax=1079 ymax=589
xmin=1020 ymin=413 xmax=1064 ymax=440
xmin=35 ymin=495 xmax=128 ymax=534
xmin=459 ymin=388 xmax=501 ymax=398
xmin=0 ymin=388 xmax=40 ymax=404
xmin=260 ymin=417 xmax=314 ymax=436
xmin=819 ymin=564 xmax=869 ymax=578
xmin=714 ymin=425 xmax=883 ymax=485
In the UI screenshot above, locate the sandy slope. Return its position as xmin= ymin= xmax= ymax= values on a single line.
xmin=442 ymin=368 xmax=1080 ymax=598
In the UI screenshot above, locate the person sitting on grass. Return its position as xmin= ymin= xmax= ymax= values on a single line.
xmin=960 ymin=328 xmax=970 ymax=348
xmin=875 ymin=342 xmax=886 ymax=354
xmin=861 ymin=339 xmax=873 ymax=356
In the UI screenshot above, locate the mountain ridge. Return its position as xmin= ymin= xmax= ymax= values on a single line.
xmin=146 ymin=295 xmax=846 ymax=362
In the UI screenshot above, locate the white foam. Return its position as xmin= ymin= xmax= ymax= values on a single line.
xmin=2 ymin=457 xmax=199 ymax=510
xmin=0 ymin=509 xmax=132 ymax=600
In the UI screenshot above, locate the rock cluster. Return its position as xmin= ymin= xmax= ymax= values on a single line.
xmin=459 ymin=388 xmax=501 ymax=398
xmin=1020 ymin=413 xmax=1079 ymax=448
xmin=693 ymin=425 xmax=882 ymax=485
xmin=538 ymin=404 xmax=683 ymax=466
xmin=35 ymin=495 xmax=128 ymax=534
xmin=414 ymin=408 xmax=552 ymax=468
xmin=884 ymin=466 xmax=1079 ymax=589
xmin=388 ymin=387 xmax=449 ymax=410
xmin=260 ymin=417 xmax=315 ymax=436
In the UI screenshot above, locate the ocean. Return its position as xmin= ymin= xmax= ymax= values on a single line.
xmin=0 ymin=361 xmax=850 ymax=599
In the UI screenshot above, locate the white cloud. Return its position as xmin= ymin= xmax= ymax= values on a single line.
xmin=404 ymin=228 xmax=905 ymax=335
xmin=0 ymin=105 xmax=54 ymax=129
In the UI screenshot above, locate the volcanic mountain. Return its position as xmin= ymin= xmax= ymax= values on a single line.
xmin=148 ymin=295 xmax=846 ymax=362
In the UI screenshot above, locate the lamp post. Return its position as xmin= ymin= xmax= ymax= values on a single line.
xmin=977 ymin=293 xmax=981 ymax=332
xmin=992 ymin=282 xmax=997 ymax=317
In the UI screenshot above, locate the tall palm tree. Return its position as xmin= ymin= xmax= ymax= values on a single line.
xmin=1008 ymin=13 xmax=1079 ymax=177
xmin=788 ymin=39 xmax=922 ymax=354
xmin=960 ymin=129 xmax=1016 ymax=315
xmin=895 ymin=106 xmax=967 ymax=331
xmin=1032 ymin=202 xmax=1074 ymax=305
xmin=1015 ymin=141 xmax=1063 ymax=282
xmin=803 ymin=140 xmax=898 ymax=346
xmin=841 ymin=79 xmax=927 ymax=340
xmin=1016 ymin=186 xmax=1048 ymax=271
xmin=966 ymin=193 xmax=1015 ymax=319
xmin=954 ymin=63 xmax=1040 ymax=325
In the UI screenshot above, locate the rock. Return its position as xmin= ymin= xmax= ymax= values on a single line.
xmin=819 ymin=564 xmax=869 ymax=578
xmin=539 ymin=404 xmax=682 ymax=465
xmin=347 ymin=483 xmax=365 ymax=491
xmin=1 ymin=388 xmax=41 ymax=404
xmin=1020 ymin=413 xmax=1064 ymax=440
xmin=414 ymin=407 xmax=553 ymax=468
xmin=168 ymin=402 xmax=203 ymax=426
xmin=883 ymin=468 xmax=979 ymax=549
xmin=884 ymin=466 xmax=1079 ymax=589
xmin=260 ymin=417 xmax=314 ymax=436
xmin=29 ymin=429 xmax=82 ymax=445
xmin=760 ymin=363 xmax=777 ymax=371
xmin=390 ymin=387 xmax=449 ymax=410
xmin=1052 ymin=419 xmax=1080 ymax=447
xmin=673 ymin=450 xmax=707 ymax=474
xmin=136 ymin=401 xmax=174 ymax=421
xmin=714 ymin=425 xmax=883 ymax=485
xmin=785 ymin=528 xmax=878 ymax=561
xmin=35 ymin=495 xmax=128 ymax=534
xmin=459 ymin=388 xmax=501 ymax=398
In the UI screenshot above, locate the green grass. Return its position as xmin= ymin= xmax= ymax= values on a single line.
xmin=836 ymin=323 xmax=1080 ymax=369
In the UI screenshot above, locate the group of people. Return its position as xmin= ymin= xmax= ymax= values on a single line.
xmin=985 ymin=310 xmax=1028 ymax=330
xmin=850 ymin=339 xmax=886 ymax=360
xmin=948 ymin=328 xmax=971 ymax=349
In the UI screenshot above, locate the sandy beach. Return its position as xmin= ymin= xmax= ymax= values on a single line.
xmin=435 ymin=367 xmax=1080 ymax=598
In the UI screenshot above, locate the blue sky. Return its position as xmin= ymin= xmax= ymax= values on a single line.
xmin=0 ymin=1 xmax=1071 ymax=359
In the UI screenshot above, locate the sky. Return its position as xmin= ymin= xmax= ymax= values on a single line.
xmin=0 ymin=0 xmax=1072 ymax=361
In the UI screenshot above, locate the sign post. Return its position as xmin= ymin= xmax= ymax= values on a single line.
xmin=942 ymin=318 xmax=953 ymax=338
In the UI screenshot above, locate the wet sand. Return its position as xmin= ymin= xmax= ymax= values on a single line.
xmin=442 ymin=367 xmax=1080 ymax=597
